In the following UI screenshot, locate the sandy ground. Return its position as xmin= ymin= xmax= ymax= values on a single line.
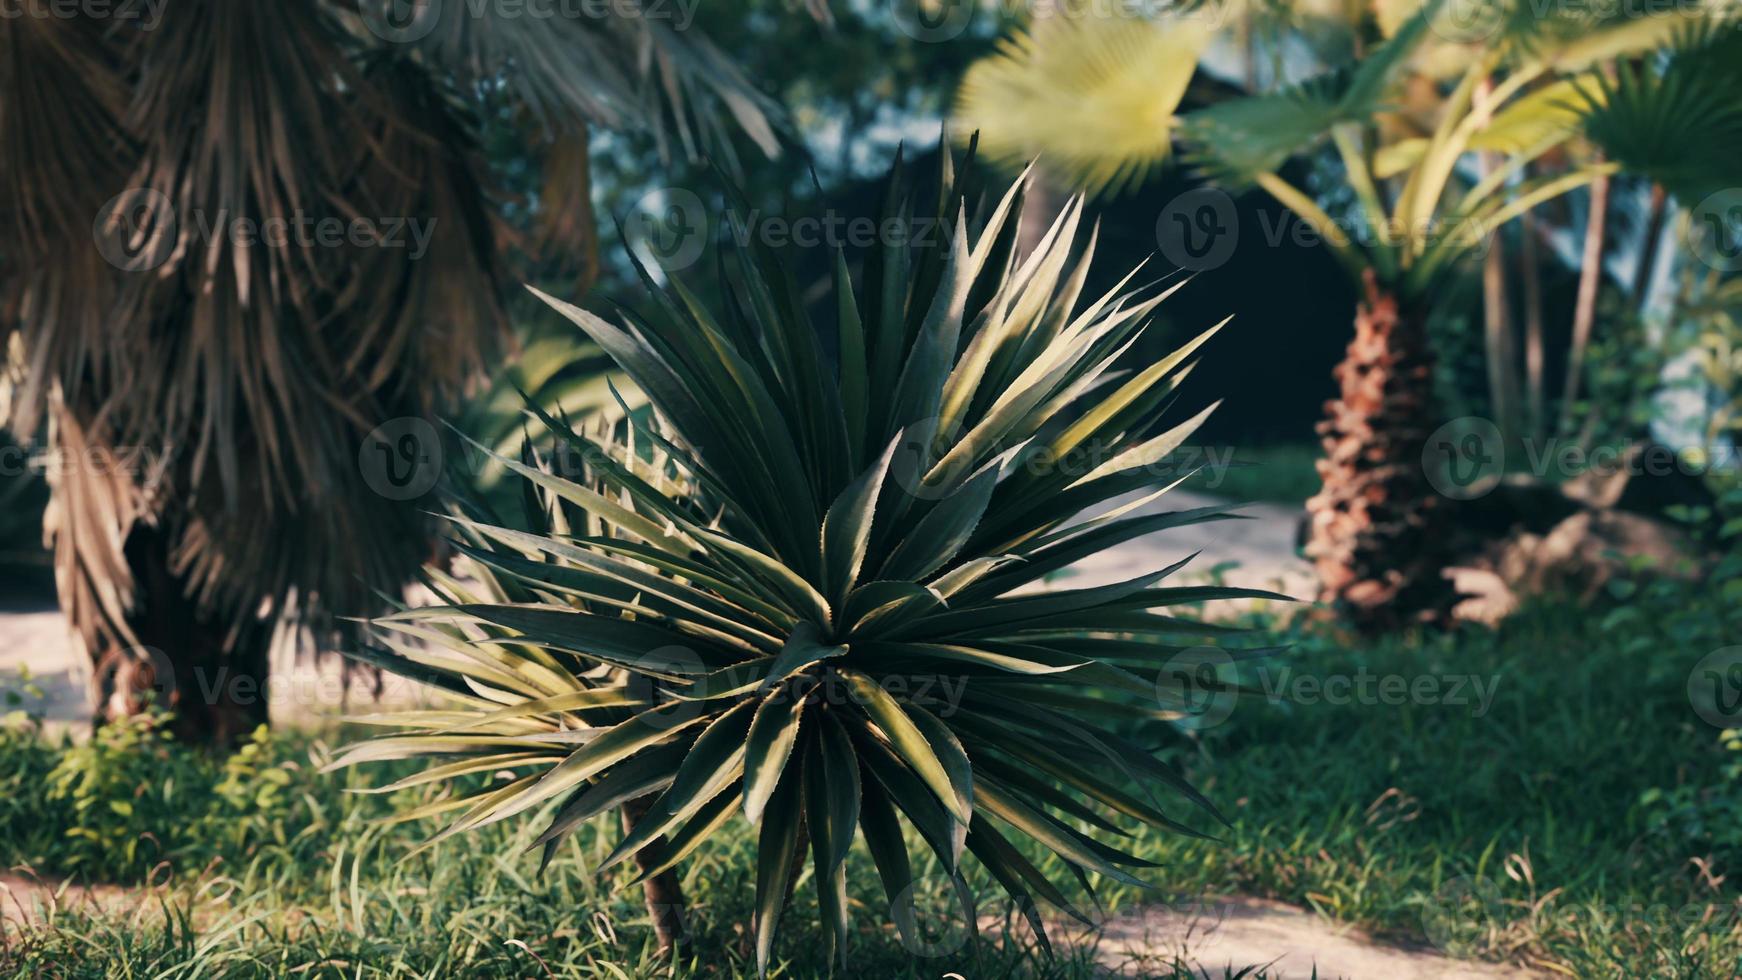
xmin=0 ymin=490 xmax=1312 ymax=736
xmin=0 ymin=493 xmax=1534 ymax=977
xmin=0 ymin=876 xmax=1540 ymax=979
xmin=1082 ymin=896 xmax=1540 ymax=978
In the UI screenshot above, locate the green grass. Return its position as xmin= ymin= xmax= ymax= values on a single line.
xmin=1193 ymin=443 xmax=1320 ymax=505
xmin=1 ymin=578 xmax=1738 ymax=978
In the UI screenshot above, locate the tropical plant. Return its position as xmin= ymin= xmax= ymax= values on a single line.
xmin=954 ymin=0 xmax=1739 ymax=629
xmin=452 ymin=326 xmax=641 ymax=495
xmin=0 ymin=1 xmax=788 ymax=741
xmin=333 ymin=149 xmax=1277 ymax=967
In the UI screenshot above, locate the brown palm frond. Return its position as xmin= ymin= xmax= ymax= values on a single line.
xmin=362 ymin=2 xmax=781 ymax=162
xmin=41 ymin=398 xmax=159 ymax=658
xmin=8 ymin=0 xmax=799 ymax=670
xmin=531 ymin=125 xmax=601 ymax=298
xmin=0 ymin=11 xmax=134 ymax=432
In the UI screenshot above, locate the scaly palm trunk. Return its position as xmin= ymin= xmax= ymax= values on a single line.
xmin=619 ymin=796 xmax=689 ymax=953
xmin=92 ymin=524 xmax=270 ymax=746
xmin=1305 ymin=270 xmax=1449 ymax=631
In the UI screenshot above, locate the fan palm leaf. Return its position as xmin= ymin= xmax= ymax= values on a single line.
xmin=1576 ymin=19 xmax=1742 ymax=204
xmin=954 ymin=13 xmax=1212 ymax=195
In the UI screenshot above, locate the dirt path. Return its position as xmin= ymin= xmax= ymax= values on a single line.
xmin=0 ymin=874 xmax=135 ymax=928
xmin=1079 ymin=895 xmax=1540 ymax=978
xmin=0 ymin=874 xmax=1542 ymax=979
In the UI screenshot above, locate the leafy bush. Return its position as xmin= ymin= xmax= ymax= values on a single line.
xmin=337 ymin=149 xmax=1276 ymax=970
xmin=0 ymin=709 xmax=383 ymax=884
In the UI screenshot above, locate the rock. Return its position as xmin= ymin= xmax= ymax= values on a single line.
xmin=1445 ymin=506 xmax=1701 ymax=625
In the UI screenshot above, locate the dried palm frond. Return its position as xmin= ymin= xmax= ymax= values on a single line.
xmin=4 ymin=0 xmax=799 ymax=662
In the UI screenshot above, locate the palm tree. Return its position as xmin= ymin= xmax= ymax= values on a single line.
xmin=0 ymin=1 xmax=788 ymax=743
xmin=953 ymin=0 xmax=1740 ymax=629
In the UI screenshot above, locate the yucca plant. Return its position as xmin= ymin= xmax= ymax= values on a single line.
xmin=334 ymin=148 xmax=1279 ymax=968
xmin=954 ymin=1 xmax=1739 ymax=629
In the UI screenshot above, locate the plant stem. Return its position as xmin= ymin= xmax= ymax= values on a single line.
xmin=1633 ymin=182 xmax=1667 ymax=308
xmin=1560 ymin=170 xmax=1610 ymax=438
xmin=619 ymin=797 xmax=689 ymax=954
xmin=1521 ymin=208 xmax=1546 ymax=442
xmin=1476 ymin=81 xmax=1518 ymax=437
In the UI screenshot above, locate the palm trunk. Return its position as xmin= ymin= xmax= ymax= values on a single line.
xmin=619 ymin=796 xmax=689 ymax=954
xmin=1481 ymin=227 xmax=1517 ymax=434
xmin=1476 ymin=115 xmax=1518 ymax=437
xmin=1633 ymin=182 xmax=1668 ymax=307
xmin=1560 ymin=171 xmax=1610 ymax=440
xmin=91 ymin=523 xmax=270 ymax=747
xmin=1305 ymin=270 xmax=1449 ymax=632
xmin=1519 ymin=210 xmax=1546 ymax=442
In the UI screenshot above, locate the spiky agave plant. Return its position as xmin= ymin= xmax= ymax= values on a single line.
xmin=335 ymin=149 xmax=1279 ymax=969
